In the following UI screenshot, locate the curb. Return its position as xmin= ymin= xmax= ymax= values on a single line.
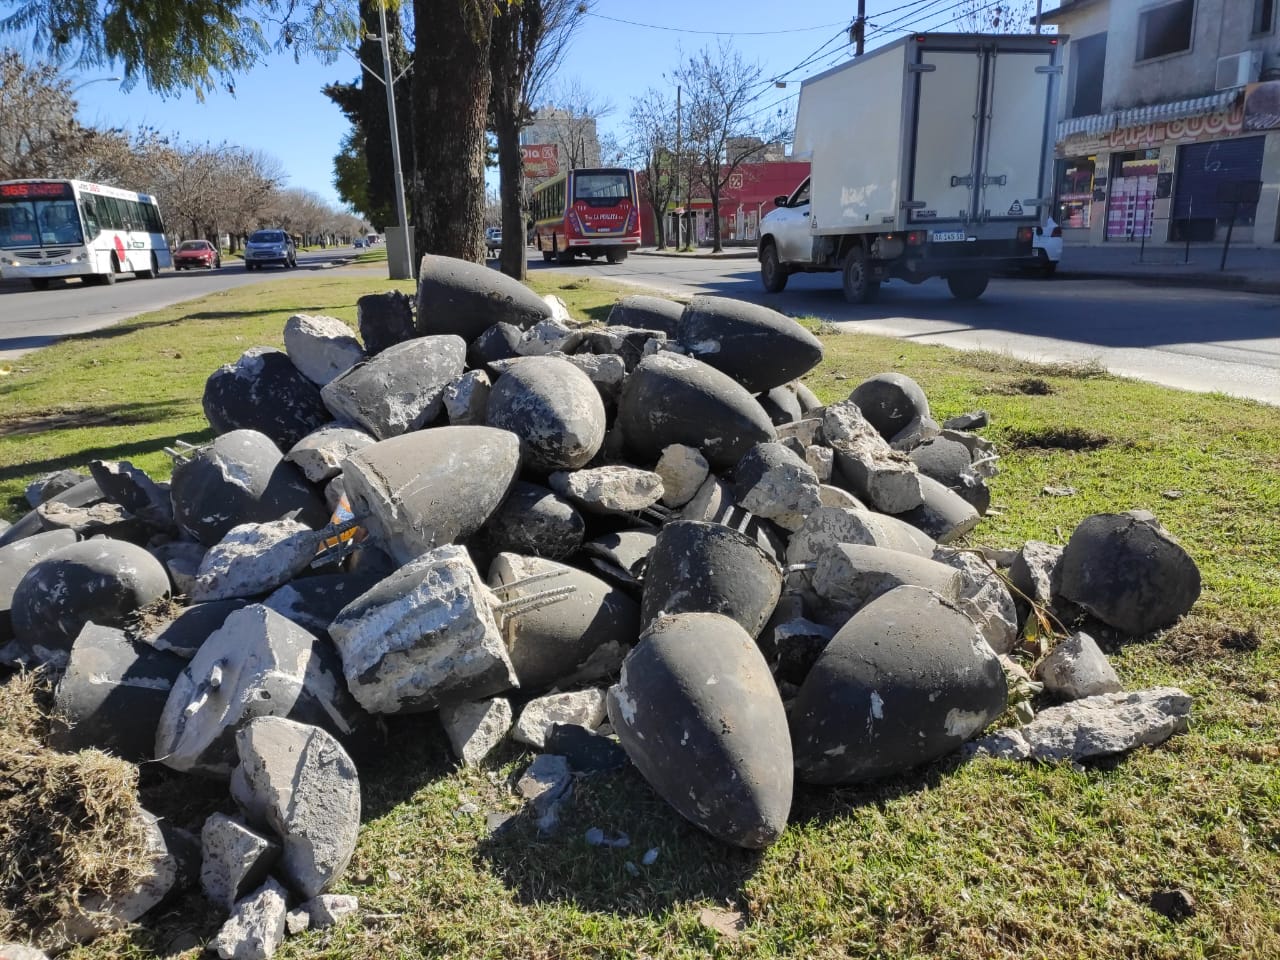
xmin=633 ymin=249 xmax=756 ymax=261
xmin=1054 ymin=269 xmax=1280 ymax=295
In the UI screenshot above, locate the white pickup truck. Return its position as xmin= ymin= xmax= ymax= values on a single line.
xmin=759 ymin=32 xmax=1065 ymax=303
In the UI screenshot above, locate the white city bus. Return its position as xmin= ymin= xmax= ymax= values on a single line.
xmin=0 ymin=179 xmax=173 ymax=289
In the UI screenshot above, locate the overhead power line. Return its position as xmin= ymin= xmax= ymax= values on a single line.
xmin=584 ymin=13 xmax=848 ymax=37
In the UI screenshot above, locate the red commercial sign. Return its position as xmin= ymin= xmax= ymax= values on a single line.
xmin=522 ymin=144 xmax=559 ymax=179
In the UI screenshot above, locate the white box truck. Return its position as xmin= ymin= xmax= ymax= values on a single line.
xmin=758 ymin=33 xmax=1065 ymax=303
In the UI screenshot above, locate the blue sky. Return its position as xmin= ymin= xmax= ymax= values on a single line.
xmin=64 ymin=0 xmax=1060 ymax=210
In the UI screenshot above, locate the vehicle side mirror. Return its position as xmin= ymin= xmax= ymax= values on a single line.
xmin=774 ymin=195 xmax=789 ymax=208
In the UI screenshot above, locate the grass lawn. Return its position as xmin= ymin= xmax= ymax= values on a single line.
xmin=1 ymin=270 xmax=1277 ymax=959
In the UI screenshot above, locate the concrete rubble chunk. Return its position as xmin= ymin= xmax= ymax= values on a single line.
xmin=169 ymin=429 xmax=328 ymax=547
xmin=897 ymin=474 xmax=982 ymax=543
xmin=1036 ymin=631 xmax=1122 ymax=700
xmin=969 ymin=687 xmax=1191 ymax=762
xmin=200 ymin=813 xmax=280 ymax=912
xmin=812 ymin=543 xmax=961 ymax=620
xmin=356 ymin=290 xmax=415 ymax=356
xmin=732 ymin=442 xmax=821 ymax=532
xmin=191 ymin=519 xmax=318 ymax=603
xmin=285 ymin=424 xmax=376 ymax=483
xmin=8 ymin=539 xmax=170 ymax=669
xmin=580 ymin=326 xmax=665 ymax=371
xmin=1057 ymin=511 xmax=1201 ymax=636
xmin=473 ymin=481 xmax=585 ymax=563
xmin=515 ymin=317 xmax=582 ymax=356
xmin=618 ymin=352 xmax=776 ymax=470
xmin=443 ymin=369 xmax=492 ymax=426
xmin=941 ymin=428 xmax=999 ymax=478
xmin=943 ymin=410 xmax=990 ymax=431
xmin=209 ymin=876 xmax=289 ymax=960
xmin=786 ymin=506 xmax=935 ymax=571
xmin=35 ymin=499 xmax=144 ymax=541
xmin=608 ymin=612 xmax=793 ymax=849
xmin=1008 ymin=540 xmax=1064 ymax=623
xmin=295 ymin=894 xmax=358 ymax=931
xmin=156 ymin=604 xmax=365 ymax=777
xmin=655 ymin=444 xmax=710 ymax=508
xmin=0 ymin=944 xmax=50 ymax=960
xmin=548 ymin=465 xmax=664 ymax=514
xmin=791 ymin=585 xmax=1007 ymax=784
xmin=822 ymin=400 xmax=923 ymax=514
xmin=1 ymin=477 xmax=103 ymax=550
xmin=848 ymin=372 xmax=930 ymax=442
xmin=283 ymin=313 xmax=365 ymax=387
xmin=606 ymin=295 xmax=683 ymax=337
xmin=203 ymin=347 xmax=331 ymax=452
xmin=933 ymin=547 xmax=1019 ymax=655
xmin=439 ymin=697 xmax=513 ymax=766
xmin=556 ymin=351 xmax=627 ymax=402
xmin=676 ymin=295 xmax=824 ymax=394
xmin=817 ymin=484 xmax=866 ymax=510
xmin=517 ymin=753 xmax=573 ymax=831
xmin=329 ymin=544 xmax=517 ymax=713
xmin=468 ymin=321 xmax=523 ymax=370
xmin=341 ymin=427 xmax=520 ymax=566
xmin=149 ymin=541 xmax=206 ymax=596
xmin=321 ymin=334 xmax=467 ymax=439
xmin=513 ymin=688 xmax=608 ymax=749
xmin=89 ymin=459 xmax=173 ymax=530
xmin=141 ymin=598 xmax=250 ymax=659
xmin=486 ymin=357 xmax=606 ymax=471
xmin=805 ymin=445 xmax=833 ymax=483
xmin=50 ymin=623 xmax=186 ymax=761
xmin=416 ymin=253 xmax=552 ymax=341
xmin=26 ymin=468 xmax=88 ymax=508
xmin=230 ymin=716 xmax=360 ymax=899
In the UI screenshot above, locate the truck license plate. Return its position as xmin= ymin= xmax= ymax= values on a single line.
xmin=931 ymin=231 xmax=966 ymax=243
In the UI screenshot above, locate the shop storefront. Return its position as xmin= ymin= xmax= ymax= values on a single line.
xmin=1105 ymin=152 xmax=1159 ymax=241
xmin=1170 ymin=135 xmax=1266 ymax=242
xmin=1054 ymin=155 xmax=1096 ymax=230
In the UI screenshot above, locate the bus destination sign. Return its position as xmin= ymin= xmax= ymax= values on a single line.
xmin=0 ymin=182 xmax=73 ymax=199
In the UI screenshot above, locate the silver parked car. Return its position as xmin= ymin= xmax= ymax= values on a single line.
xmin=244 ymin=229 xmax=297 ymax=270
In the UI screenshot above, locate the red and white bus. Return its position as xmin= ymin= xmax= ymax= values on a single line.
xmin=531 ymin=167 xmax=640 ymax=264
xmin=0 ymin=179 xmax=172 ymax=289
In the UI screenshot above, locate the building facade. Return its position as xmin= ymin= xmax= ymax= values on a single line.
xmin=638 ymin=160 xmax=810 ymax=247
xmin=1043 ymin=0 xmax=1280 ymax=247
xmin=521 ymin=109 xmax=602 ymax=175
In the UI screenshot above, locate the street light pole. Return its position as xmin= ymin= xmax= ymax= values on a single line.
xmin=377 ymin=1 xmax=413 ymax=280
xmin=70 ymin=75 xmax=121 ymax=94
xmin=675 ymin=84 xmax=682 ymax=249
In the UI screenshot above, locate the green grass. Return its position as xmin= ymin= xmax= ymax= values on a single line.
xmin=2 ymin=272 xmax=1277 ymax=959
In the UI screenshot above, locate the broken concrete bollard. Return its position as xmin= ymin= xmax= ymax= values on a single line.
xmin=486 ymin=356 xmax=606 ymax=471
xmin=191 ymin=518 xmax=319 ymax=603
xmin=785 ymin=506 xmax=936 ymax=572
xmin=416 ymin=253 xmax=551 ymax=341
xmin=285 ymin=424 xmax=376 ymax=484
xmin=848 ymin=372 xmax=930 ymax=442
xmin=811 ymin=543 xmax=961 ymax=619
xmin=732 ymin=442 xmax=822 ymax=532
xmin=676 ymin=295 xmax=824 ymax=394
xmin=472 ymin=481 xmax=585 ymax=564
xmin=606 ymin=294 xmax=683 ymax=337
xmin=0 ymin=528 xmax=77 ymax=652
xmin=282 ymin=313 xmax=365 ymax=387
xmin=608 ymin=611 xmax=793 ymax=849
xmin=203 ymin=347 xmax=331 ymax=452
xmin=513 ymin=688 xmax=608 ymax=750
xmin=822 ymin=400 xmax=923 ymax=514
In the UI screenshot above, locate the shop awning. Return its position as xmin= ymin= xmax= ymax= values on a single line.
xmin=1058 ymin=90 xmax=1242 ymax=142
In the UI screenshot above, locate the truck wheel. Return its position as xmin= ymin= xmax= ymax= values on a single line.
xmin=760 ymin=242 xmax=789 ymax=293
xmin=841 ymin=247 xmax=880 ymax=304
xmin=947 ymin=272 xmax=989 ymax=300
xmin=606 ymin=249 xmax=627 ymax=263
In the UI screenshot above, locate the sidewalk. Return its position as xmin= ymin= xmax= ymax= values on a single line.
xmin=1055 ymin=242 xmax=1280 ymax=294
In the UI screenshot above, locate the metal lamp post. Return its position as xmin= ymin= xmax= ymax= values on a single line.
xmin=373 ymin=2 xmax=413 ymax=280
xmin=70 ymin=75 xmax=121 ymax=93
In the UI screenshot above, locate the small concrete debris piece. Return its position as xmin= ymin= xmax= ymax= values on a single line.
xmin=488 ymin=553 xmax=639 ymax=691
xmin=608 ymin=612 xmax=793 ymax=850
xmin=968 ymin=687 xmax=1191 ymax=762
xmin=468 ymin=321 xmax=523 ymax=370
xmin=328 ymin=544 xmax=517 ymax=713
xmin=618 ymin=352 xmax=776 ymax=470
xmin=49 ymin=623 xmax=186 ymax=761
xmin=341 ymin=426 xmax=520 ymax=566
xmin=230 ymin=716 xmax=360 ymax=899
xmin=580 ymin=326 xmax=666 ymax=372
xmin=294 ymin=893 xmax=358 ymax=930
xmin=140 ymin=598 xmax=250 ymax=659
xmin=415 ymin=253 xmax=552 ymax=341
xmin=513 ymin=688 xmax=608 ymax=749
xmin=822 ymin=400 xmax=923 ymax=514
xmin=169 ymin=429 xmax=328 ymax=547
xmin=606 ymin=294 xmax=683 ymax=337
xmin=655 ymin=444 xmax=710 ymax=509
xmin=943 ymin=410 xmax=990 ymax=431
xmin=439 ymin=697 xmax=513 ymax=766
xmin=0 ymin=477 xmax=103 ymax=550
xmin=1036 ymin=631 xmax=1123 ymax=700
xmin=515 ymin=317 xmax=581 ymax=357
xmin=848 ymin=372 xmax=931 ymax=442
xmin=544 ymin=721 xmax=629 ymax=773
xmin=542 ymin=293 xmax=572 ymax=324
xmin=517 ymin=753 xmax=574 ymax=831
xmin=732 ymin=442 xmax=822 ymax=532
xmin=88 ymin=459 xmax=173 ymax=530
xmin=7 ymin=539 xmax=171 ymax=669
xmin=156 ymin=604 xmax=364 ymax=777
xmin=676 ymin=295 xmax=823 ymax=394
xmin=933 ymin=547 xmax=1019 ymax=656
xmin=642 ymin=521 xmax=782 ymax=641
xmin=282 ymin=313 xmax=365 ymax=387
xmin=203 ymin=347 xmax=331 ymax=452
xmin=25 ymin=468 xmax=88 ymax=508
xmin=0 ymin=944 xmax=50 ymax=960
xmin=1056 ymin=511 xmax=1201 ymax=637
xmin=443 ymin=369 xmax=492 ymax=426
xmin=208 ymin=876 xmax=289 ymax=960
xmin=35 ymin=499 xmax=145 ymax=541
xmin=200 ymin=813 xmax=281 ymax=912
xmin=473 ymin=481 xmax=585 ymax=564
xmin=486 ymin=356 xmax=606 ymax=471
xmin=285 ymin=424 xmax=376 ymax=483
xmin=791 ymin=585 xmax=1007 ymax=784
xmin=1042 ymin=485 xmax=1077 ymax=498
xmin=548 ymin=465 xmax=664 ymax=515
xmin=356 ymin=290 xmax=415 ymax=356
xmin=804 ymin=444 xmax=834 ymax=483
xmin=812 ymin=543 xmax=961 ymax=620
xmin=191 ymin=519 xmax=318 ymax=603
xmin=697 ymin=907 xmax=746 ymax=941
xmin=321 ymin=334 xmax=466 ymax=439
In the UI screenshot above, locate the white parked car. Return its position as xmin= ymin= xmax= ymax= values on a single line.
xmin=1032 ymin=216 xmax=1063 ymax=276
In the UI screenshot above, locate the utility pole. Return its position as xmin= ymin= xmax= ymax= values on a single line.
xmin=675 ymin=84 xmax=683 ymax=249
xmin=377 ymin=1 xmax=412 ymax=280
xmin=853 ymin=0 xmax=866 ymax=56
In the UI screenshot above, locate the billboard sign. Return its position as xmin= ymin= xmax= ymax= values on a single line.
xmin=522 ymin=144 xmax=559 ymax=179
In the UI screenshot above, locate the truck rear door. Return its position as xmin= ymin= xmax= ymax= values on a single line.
xmin=907 ymin=48 xmax=984 ymax=228
xmin=978 ymin=44 xmax=1057 ymax=224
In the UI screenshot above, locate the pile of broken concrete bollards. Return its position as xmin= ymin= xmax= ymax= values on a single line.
xmin=0 ymin=254 xmax=1202 ymax=958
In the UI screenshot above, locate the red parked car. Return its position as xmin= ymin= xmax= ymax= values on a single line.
xmin=173 ymin=239 xmax=221 ymax=270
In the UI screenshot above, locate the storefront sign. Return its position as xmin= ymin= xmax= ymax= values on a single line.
xmin=521 ymin=144 xmax=559 ymax=179
xmin=1059 ymin=100 xmax=1246 ymax=156
xmin=1243 ymin=80 xmax=1280 ymax=132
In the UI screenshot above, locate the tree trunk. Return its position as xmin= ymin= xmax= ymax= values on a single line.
xmin=709 ymin=179 xmax=723 ymax=253
xmin=496 ymin=109 xmax=526 ymax=280
xmin=411 ymin=0 xmax=493 ymax=265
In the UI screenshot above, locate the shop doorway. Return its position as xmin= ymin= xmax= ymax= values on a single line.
xmin=1105 ymin=153 xmax=1158 ymax=241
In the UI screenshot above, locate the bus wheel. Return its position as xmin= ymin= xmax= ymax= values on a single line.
xmin=30 ymin=278 xmax=50 ymax=291
xmin=101 ymin=255 xmax=119 ymax=285
xmin=556 ymin=249 xmax=574 ymax=265
xmin=606 ymin=249 xmax=627 ymax=263
xmin=542 ymin=251 xmax=555 ymax=262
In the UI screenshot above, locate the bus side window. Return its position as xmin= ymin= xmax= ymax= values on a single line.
xmin=144 ymin=203 xmax=163 ymax=233
xmin=101 ymin=197 xmax=123 ymax=230
xmin=81 ymin=197 xmax=101 ymax=239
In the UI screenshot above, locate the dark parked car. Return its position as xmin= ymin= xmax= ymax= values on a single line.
xmin=244 ymin=229 xmax=297 ymax=270
xmin=173 ymin=239 xmax=221 ymax=270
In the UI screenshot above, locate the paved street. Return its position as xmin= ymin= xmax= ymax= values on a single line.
xmin=530 ymin=253 xmax=1280 ymax=406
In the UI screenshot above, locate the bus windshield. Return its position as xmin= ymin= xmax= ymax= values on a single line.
xmin=0 ymin=197 xmax=84 ymax=247
xmin=573 ymin=171 xmax=631 ymax=205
